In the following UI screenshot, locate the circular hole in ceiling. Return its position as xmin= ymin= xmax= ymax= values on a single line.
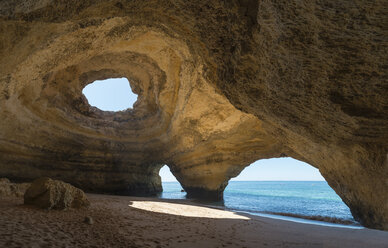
xmin=82 ymin=78 xmax=137 ymax=111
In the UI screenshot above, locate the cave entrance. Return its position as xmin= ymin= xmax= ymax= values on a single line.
xmin=225 ymin=157 xmax=356 ymax=225
xmin=82 ymin=78 xmax=137 ymax=111
xmin=158 ymin=165 xmax=186 ymax=199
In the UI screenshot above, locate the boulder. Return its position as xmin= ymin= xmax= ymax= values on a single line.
xmin=24 ymin=178 xmax=90 ymax=210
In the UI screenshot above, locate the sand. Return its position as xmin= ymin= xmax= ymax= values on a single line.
xmin=1 ymin=194 xmax=387 ymax=248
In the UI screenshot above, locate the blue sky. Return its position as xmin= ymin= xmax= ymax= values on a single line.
xmin=82 ymin=78 xmax=137 ymax=111
xmin=159 ymin=158 xmax=324 ymax=182
xmin=83 ymin=78 xmax=325 ymax=182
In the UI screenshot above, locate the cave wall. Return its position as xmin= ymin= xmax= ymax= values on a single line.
xmin=0 ymin=1 xmax=387 ymax=230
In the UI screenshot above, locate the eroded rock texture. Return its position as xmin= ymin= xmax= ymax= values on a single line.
xmin=0 ymin=1 xmax=387 ymax=230
xmin=24 ymin=177 xmax=90 ymax=209
xmin=0 ymin=178 xmax=30 ymax=197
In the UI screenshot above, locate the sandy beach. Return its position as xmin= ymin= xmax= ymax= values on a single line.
xmin=1 ymin=194 xmax=387 ymax=248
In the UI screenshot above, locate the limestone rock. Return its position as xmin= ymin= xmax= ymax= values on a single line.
xmin=0 ymin=178 xmax=30 ymax=198
xmin=24 ymin=178 xmax=90 ymax=210
xmin=0 ymin=1 xmax=386 ymax=230
xmin=84 ymin=216 xmax=94 ymax=225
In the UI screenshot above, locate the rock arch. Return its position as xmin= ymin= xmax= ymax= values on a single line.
xmin=0 ymin=1 xmax=387 ymax=230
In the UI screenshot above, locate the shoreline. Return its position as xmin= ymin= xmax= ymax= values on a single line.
xmin=240 ymin=211 xmax=363 ymax=229
xmin=191 ymin=201 xmax=362 ymax=229
xmin=260 ymin=211 xmax=360 ymax=226
xmin=161 ymin=196 xmax=360 ymax=229
xmin=161 ymin=180 xmax=357 ymax=228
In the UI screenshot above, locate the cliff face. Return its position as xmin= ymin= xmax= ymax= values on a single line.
xmin=0 ymin=1 xmax=387 ymax=230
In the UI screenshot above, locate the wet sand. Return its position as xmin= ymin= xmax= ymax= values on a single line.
xmin=1 ymin=193 xmax=387 ymax=248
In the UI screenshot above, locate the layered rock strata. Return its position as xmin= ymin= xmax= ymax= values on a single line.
xmin=0 ymin=1 xmax=387 ymax=230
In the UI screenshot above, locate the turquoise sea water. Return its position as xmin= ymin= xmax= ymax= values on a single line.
xmin=160 ymin=181 xmax=355 ymax=222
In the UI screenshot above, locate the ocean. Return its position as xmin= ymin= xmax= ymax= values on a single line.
xmin=159 ymin=181 xmax=357 ymax=225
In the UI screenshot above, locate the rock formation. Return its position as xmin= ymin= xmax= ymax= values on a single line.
xmin=0 ymin=1 xmax=386 ymax=230
xmin=24 ymin=177 xmax=90 ymax=210
xmin=0 ymin=178 xmax=30 ymax=197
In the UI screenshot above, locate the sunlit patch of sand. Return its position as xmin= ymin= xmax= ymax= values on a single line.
xmin=129 ymin=201 xmax=250 ymax=219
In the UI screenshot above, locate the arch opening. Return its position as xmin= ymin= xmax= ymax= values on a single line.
xmin=158 ymin=165 xmax=186 ymax=199
xmin=82 ymin=77 xmax=137 ymax=111
xmin=231 ymin=157 xmax=324 ymax=181
xmin=225 ymin=157 xmax=357 ymax=225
